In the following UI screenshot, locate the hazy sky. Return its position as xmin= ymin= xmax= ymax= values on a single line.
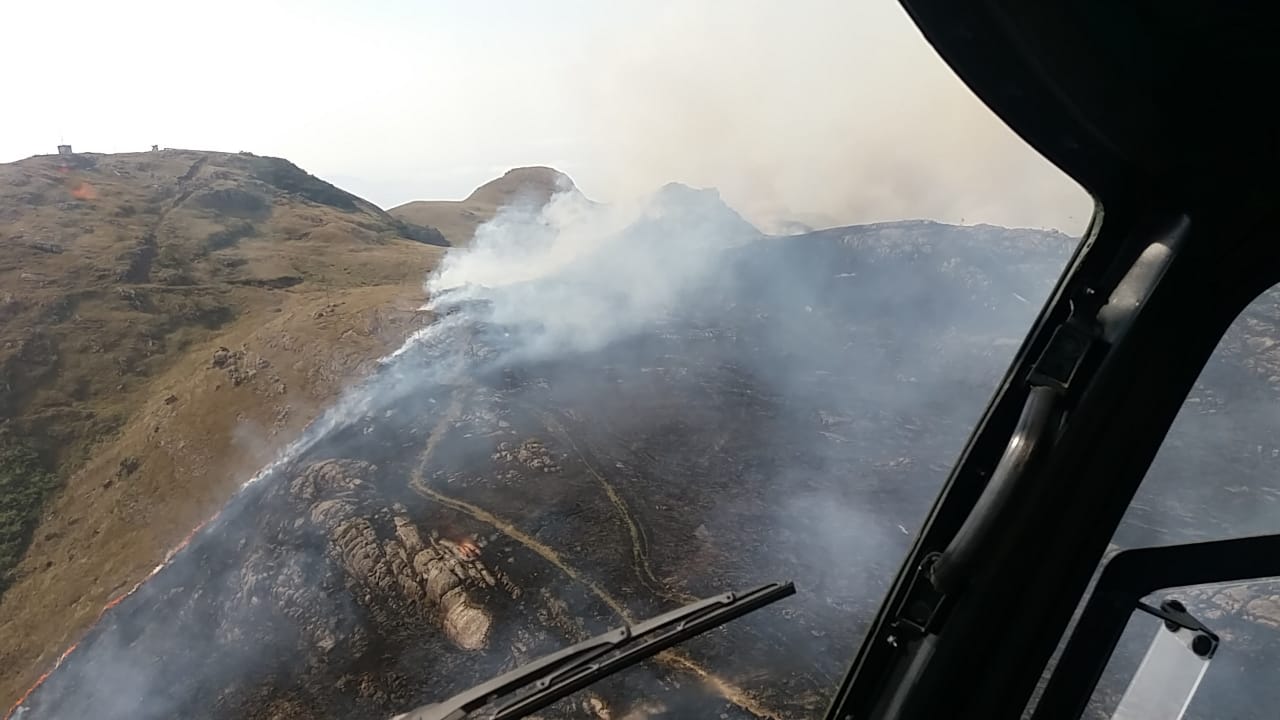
xmin=2 ymin=0 xmax=1090 ymax=233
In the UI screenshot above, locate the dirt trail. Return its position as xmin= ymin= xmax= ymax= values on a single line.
xmin=408 ymin=392 xmax=781 ymax=719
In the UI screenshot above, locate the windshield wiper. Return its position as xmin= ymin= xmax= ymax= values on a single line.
xmin=391 ymin=580 xmax=796 ymax=720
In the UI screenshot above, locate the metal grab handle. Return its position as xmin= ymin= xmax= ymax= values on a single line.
xmin=929 ymin=385 xmax=1060 ymax=593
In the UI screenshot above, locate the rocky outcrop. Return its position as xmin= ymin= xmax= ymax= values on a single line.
xmin=493 ymin=439 xmax=561 ymax=475
xmin=287 ymin=459 xmax=517 ymax=651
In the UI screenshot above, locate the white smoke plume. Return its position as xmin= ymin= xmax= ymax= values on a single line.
xmin=406 ymin=183 xmax=761 ymax=362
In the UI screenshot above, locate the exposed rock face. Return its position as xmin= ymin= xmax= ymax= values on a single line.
xmin=288 ymin=459 xmax=508 ymax=651
xmin=14 ymin=454 xmax=517 ymax=719
xmin=494 ymin=439 xmax=561 ymax=474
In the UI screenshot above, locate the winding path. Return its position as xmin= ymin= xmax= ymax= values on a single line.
xmin=408 ymin=391 xmax=781 ymax=719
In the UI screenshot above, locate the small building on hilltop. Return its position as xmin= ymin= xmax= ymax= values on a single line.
xmin=57 ymin=144 xmax=73 ymax=155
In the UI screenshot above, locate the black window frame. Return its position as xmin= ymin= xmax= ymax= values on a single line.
xmin=825 ymin=2 xmax=1280 ymax=718
xmin=1031 ymin=534 xmax=1280 ymax=720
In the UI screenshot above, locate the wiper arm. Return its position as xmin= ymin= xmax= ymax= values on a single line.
xmin=392 ymin=580 xmax=796 ymax=720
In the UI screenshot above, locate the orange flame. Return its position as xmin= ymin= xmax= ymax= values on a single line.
xmin=69 ymin=181 xmax=97 ymax=201
xmin=4 ymin=641 xmax=79 ymax=720
xmin=447 ymin=536 xmax=481 ymax=561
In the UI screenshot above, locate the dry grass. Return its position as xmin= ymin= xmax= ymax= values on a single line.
xmin=0 ymin=149 xmax=447 ymax=703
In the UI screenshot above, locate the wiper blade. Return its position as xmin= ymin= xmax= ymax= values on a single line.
xmin=392 ymin=580 xmax=796 ymax=720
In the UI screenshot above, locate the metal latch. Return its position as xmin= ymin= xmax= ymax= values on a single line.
xmin=892 ymin=553 xmax=948 ymax=636
xmin=1027 ymin=318 xmax=1102 ymax=395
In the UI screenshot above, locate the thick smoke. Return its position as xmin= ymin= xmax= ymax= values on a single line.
xmin=574 ymin=0 xmax=1092 ymax=234
xmin=419 ymin=183 xmax=758 ymax=360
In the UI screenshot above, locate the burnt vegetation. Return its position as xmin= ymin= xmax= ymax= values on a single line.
xmin=204 ymin=220 xmax=257 ymax=252
xmin=242 ymin=155 xmax=361 ymax=213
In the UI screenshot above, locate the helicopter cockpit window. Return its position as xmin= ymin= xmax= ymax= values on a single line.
xmin=1084 ymin=579 xmax=1280 ymax=720
xmin=1041 ymin=287 xmax=1280 ymax=720
xmin=1 ymin=3 xmax=1101 ymax=719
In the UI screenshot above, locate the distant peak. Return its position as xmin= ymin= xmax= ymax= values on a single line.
xmin=654 ymin=182 xmax=720 ymax=200
xmin=641 ymin=181 xmax=761 ymax=238
xmin=647 ymin=182 xmax=736 ymax=215
xmin=501 ymin=166 xmax=570 ymax=182
xmin=465 ymin=166 xmax=578 ymax=206
xmin=658 ymin=181 xmax=709 ymax=192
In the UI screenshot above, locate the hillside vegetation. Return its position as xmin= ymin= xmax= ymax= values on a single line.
xmin=0 ymin=149 xmax=455 ymax=702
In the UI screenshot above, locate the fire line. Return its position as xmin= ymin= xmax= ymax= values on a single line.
xmin=4 ymin=508 xmax=228 ymax=720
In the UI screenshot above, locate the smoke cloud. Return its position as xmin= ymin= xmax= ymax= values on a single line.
xmin=420 ymin=183 xmax=759 ymax=360
xmin=573 ymin=0 xmax=1091 ymax=235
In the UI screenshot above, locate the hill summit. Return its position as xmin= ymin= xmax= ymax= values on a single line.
xmin=390 ymin=166 xmax=581 ymax=247
xmin=464 ymin=166 xmax=577 ymax=207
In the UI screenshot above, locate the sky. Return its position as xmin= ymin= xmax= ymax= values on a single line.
xmin=1 ymin=0 xmax=1090 ymax=234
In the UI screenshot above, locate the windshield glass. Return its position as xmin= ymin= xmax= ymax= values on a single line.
xmin=1 ymin=2 xmax=1088 ymax=718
